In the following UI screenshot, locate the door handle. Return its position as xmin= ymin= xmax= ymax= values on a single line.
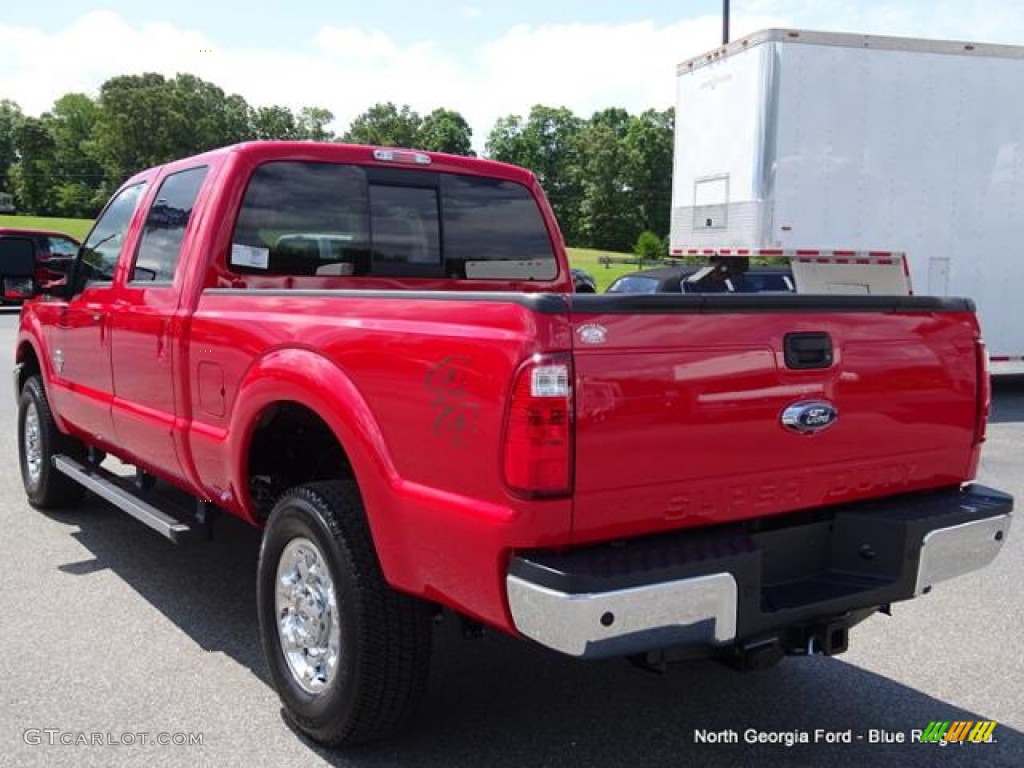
xmin=89 ymin=308 xmax=107 ymax=343
xmin=784 ymin=332 xmax=834 ymax=370
xmin=156 ymin=319 xmax=168 ymax=358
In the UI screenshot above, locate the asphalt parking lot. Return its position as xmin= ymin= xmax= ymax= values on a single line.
xmin=0 ymin=308 xmax=1021 ymax=767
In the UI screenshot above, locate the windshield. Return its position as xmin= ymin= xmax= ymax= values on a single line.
xmin=607 ymin=275 xmax=660 ymax=294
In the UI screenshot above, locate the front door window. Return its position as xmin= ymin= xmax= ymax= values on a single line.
xmin=74 ymin=182 xmax=147 ymax=292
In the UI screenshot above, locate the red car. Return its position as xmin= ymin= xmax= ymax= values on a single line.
xmin=0 ymin=227 xmax=80 ymax=302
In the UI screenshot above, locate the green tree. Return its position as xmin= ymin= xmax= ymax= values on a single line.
xmin=297 ymin=107 xmax=335 ymax=141
xmin=94 ymin=73 xmax=251 ymax=185
xmin=246 ymin=104 xmax=333 ymax=141
xmin=485 ymin=105 xmax=585 ymax=242
xmin=0 ymin=100 xmax=24 ymax=193
xmin=589 ymin=106 xmax=632 ymax=137
xmin=417 ymin=108 xmax=473 ymax=156
xmin=94 ymin=73 xmax=179 ymax=183
xmin=167 ymin=74 xmax=250 ymax=152
xmin=47 ymin=93 xmax=106 ymax=216
xmin=577 ymin=113 xmax=640 ymax=251
xmin=484 ymin=114 xmax=527 ymax=164
xmin=624 ymin=108 xmax=674 ymax=237
xmin=634 ymin=230 xmax=665 ymax=261
xmin=10 ymin=117 xmax=57 ymax=214
xmin=343 ymin=103 xmax=421 ymax=147
xmin=249 ymin=105 xmax=300 ymax=140
xmin=222 ymin=93 xmax=252 ymax=144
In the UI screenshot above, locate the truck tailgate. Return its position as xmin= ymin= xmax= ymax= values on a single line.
xmin=569 ymin=294 xmax=983 ymax=543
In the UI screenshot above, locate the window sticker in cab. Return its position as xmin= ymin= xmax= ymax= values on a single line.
xmin=230 ymin=243 xmax=269 ymax=269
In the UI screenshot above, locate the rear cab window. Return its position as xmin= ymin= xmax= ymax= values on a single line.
xmin=226 ymin=161 xmax=557 ymax=284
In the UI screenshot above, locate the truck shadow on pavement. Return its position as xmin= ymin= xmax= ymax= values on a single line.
xmin=47 ymin=499 xmax=1023 ymax=768
xmin=340 ymin=634 xmax=1023 ymax=768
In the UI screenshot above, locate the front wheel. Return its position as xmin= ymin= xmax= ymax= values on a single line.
xmin=257 ymin=481 xmax=433 ymax=746
xmin=18 ymin=375 xmax=86 ymax=509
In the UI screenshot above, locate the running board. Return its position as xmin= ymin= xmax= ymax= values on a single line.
xmin=52 ymin=455 xmax=193 ymax=542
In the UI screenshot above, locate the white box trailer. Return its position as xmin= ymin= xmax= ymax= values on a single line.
xmin=669 ymin=28 xmax=1024 ymax=373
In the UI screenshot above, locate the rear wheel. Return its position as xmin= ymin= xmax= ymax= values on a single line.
xmin=257 ymin=480 xmax=432 ymax=745
xmin=18 ymin=375 xmax=86 ymax=509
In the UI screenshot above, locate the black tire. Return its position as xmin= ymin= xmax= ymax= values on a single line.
xmin=257 ymin=480 xmax=432 ymax=746
xmin=18 ymin=375 xmax=86 ymax=509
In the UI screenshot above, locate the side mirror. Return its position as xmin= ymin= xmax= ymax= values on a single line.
xmin=130 ymin=266 xmax=157 ymax=282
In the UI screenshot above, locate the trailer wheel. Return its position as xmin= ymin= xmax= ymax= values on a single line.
xmin=257 ymin=480 xmax=432 ymax=745
xmin=18 ymin=375 xmax=86 ymax=509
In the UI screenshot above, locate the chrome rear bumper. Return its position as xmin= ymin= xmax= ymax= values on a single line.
xmin=914 ymin=513 xmax=1010 ymax=595
xmin=507 ymin=485 xmax=1012 ymax=659
xmin=508 ymin=572 xmax=737 ymax=659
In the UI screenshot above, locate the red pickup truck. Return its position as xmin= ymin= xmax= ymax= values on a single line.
xmin=15 ymin=142 xmax=1012 ymax=746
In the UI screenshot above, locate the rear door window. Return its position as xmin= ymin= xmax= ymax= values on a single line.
xmin=131 ymin=166 xmax=208 ymax=283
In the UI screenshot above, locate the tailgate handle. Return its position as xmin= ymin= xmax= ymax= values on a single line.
xmin=784 ymin=332 xmax=833 ymax=370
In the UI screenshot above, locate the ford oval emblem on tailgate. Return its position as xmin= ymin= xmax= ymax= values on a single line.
xmin=781 ymin=401 xmax=838 ymax=434
xmin=576 ymin=323 xmax=608 ymax=345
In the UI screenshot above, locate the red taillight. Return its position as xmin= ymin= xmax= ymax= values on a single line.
xmin=975 ymin=339 xmax=990 ymax=445
xmin=502 ymin=353 xmax=573 ymax=497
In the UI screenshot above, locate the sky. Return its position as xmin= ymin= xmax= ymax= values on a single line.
xmin=3 ymin=1 xmax=1024 ymax=151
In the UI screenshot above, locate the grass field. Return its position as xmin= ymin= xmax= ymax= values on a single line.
xmin=566 ymin=247 xmax=638 ymax=292
xmin=0 ymin=214 xmax=638 ymax=291
xmin=0 ymin=214 xmax=93 ymax=241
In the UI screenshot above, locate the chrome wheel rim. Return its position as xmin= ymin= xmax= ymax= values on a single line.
xmin=275 ymin=537 xmax=341 ymax=694
xmin=23 ymin=401 xmax=42 ymax=489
